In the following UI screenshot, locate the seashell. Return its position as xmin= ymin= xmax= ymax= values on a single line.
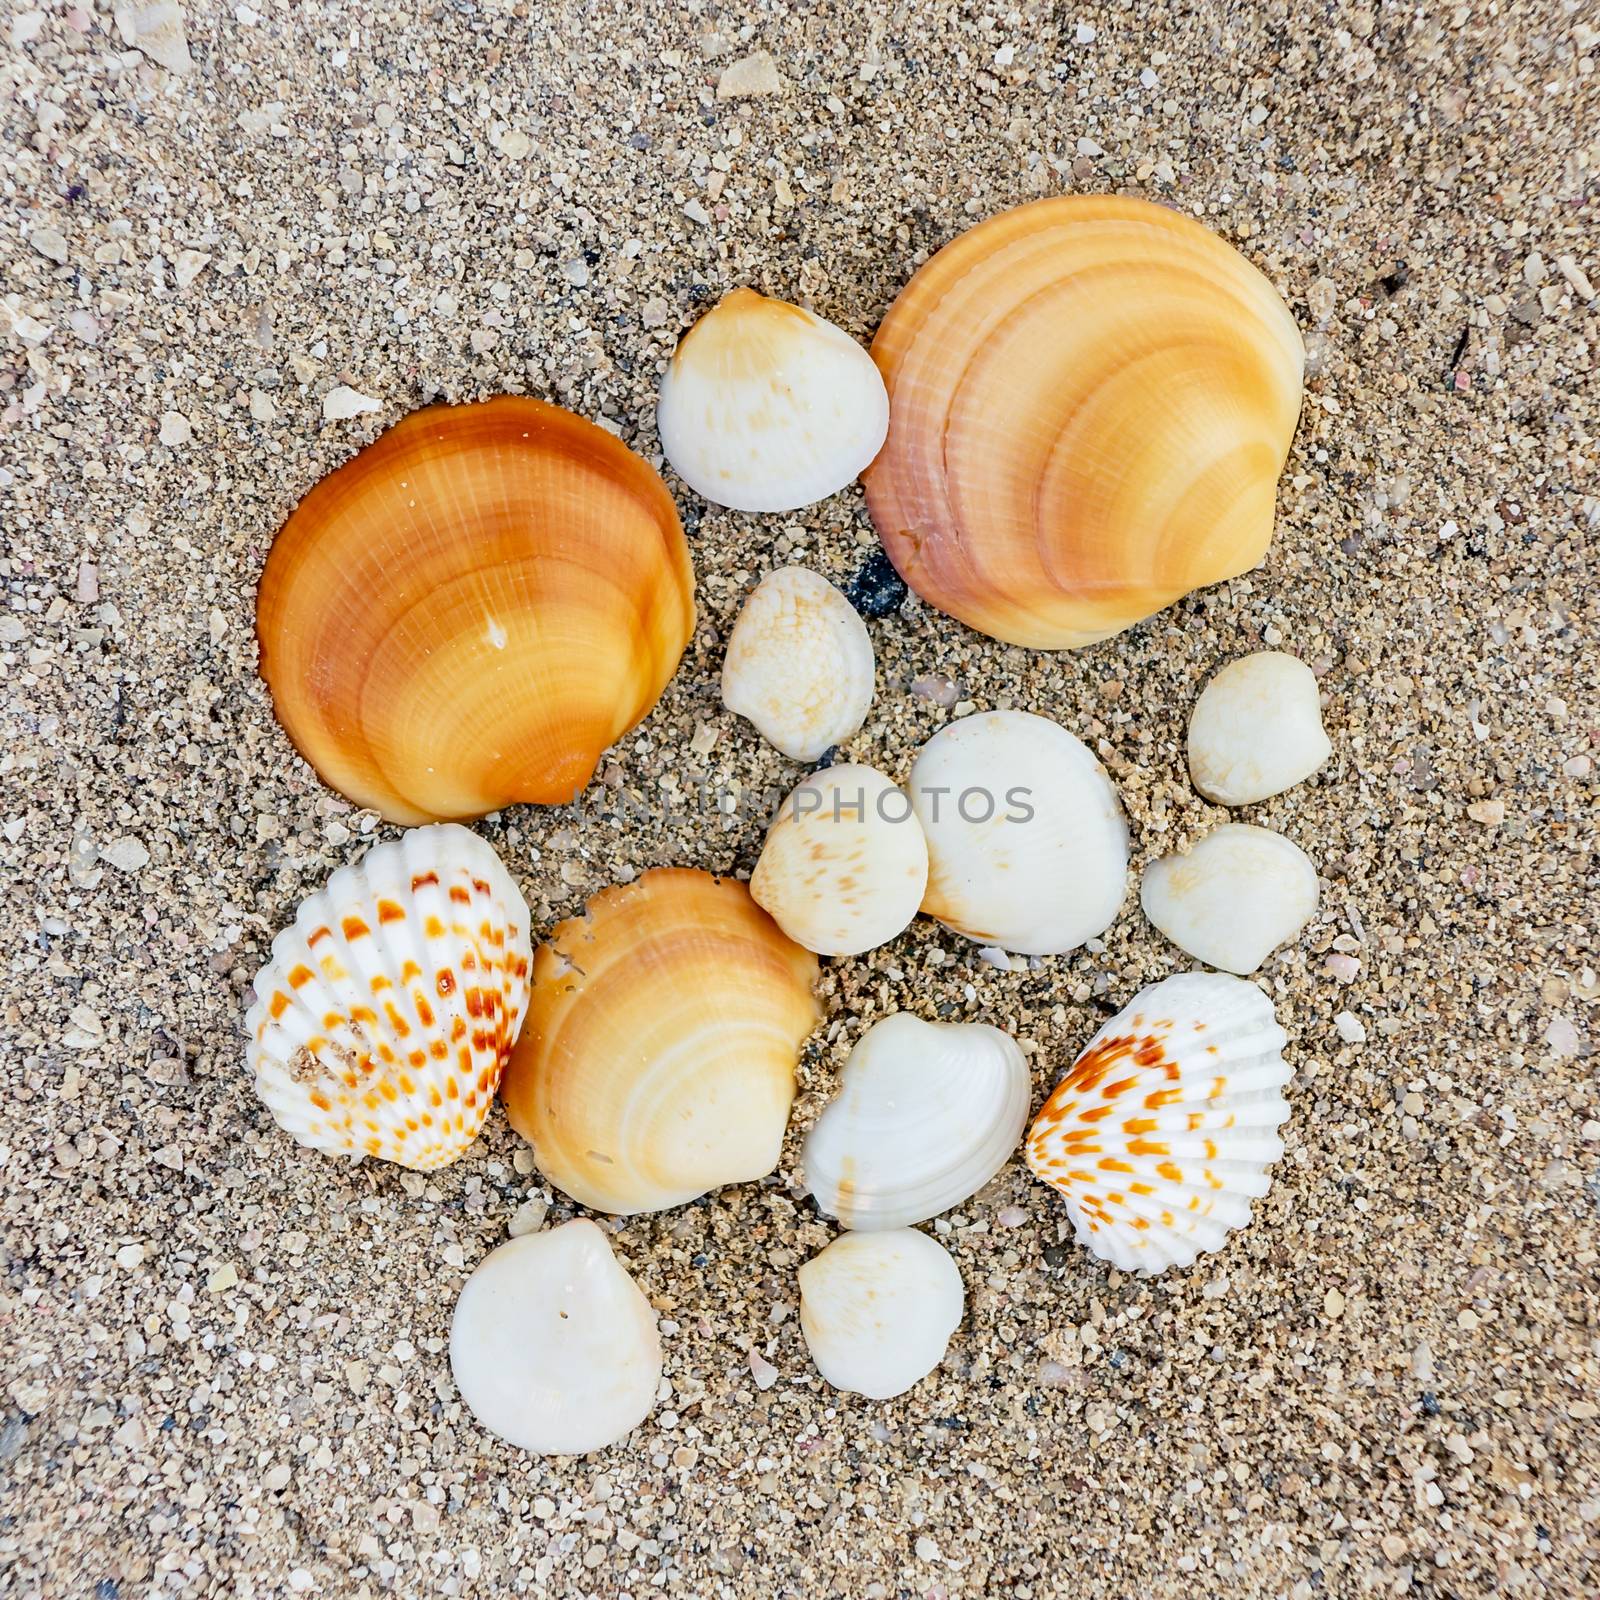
xmin=1141 ymin=823 xmax=1319 ymax=975
xmin=1025 ymin=972 xmax=1291 ymax=1274
xmin=450 ymin=1219 xmax=661 ymax=1454
xmin=1187 ymin=650 xmax=1331 ymax=806
xmin=802 ymin=1012 xmax=1030 ymax=1229
xmin=909 ymin=709 xmax=1128 ymax=955
xmin=721 ymin=566 xmax=875 ymax=761
xmin=751 ymin=765 xmax=927 ymax=957
xmin=256 ymin=396 xmax=695 ymax=825
xmin=657 ymin=288 xmax=889 ymax=513
xmin=500 ymin=869 xmax=820 ymax=1214
xmin=864 ymin=195 xmax=1305 ymax=648
xmin=798 ymin=1229 xmax=964 ymax=1399
xmin=245 ymin=824 xmax=532 ymax=1171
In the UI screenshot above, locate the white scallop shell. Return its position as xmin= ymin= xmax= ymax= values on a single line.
xmin=657 ymin=287 xmax=889 ymax=513
xmin=1141 ymin=824 xmax=1319 ymax=974
xmin=245 ymin=823 xmax=532 ymax=1170
xmin=751 ymin=765 xmax=927 ymax=956
xmin=797 ymin=1229 xmax=963 ymax=1400
xmin=1187 ymin=651 xmax=1331 ymax=805
xmin=721 ymin=566 xmax=875 ymax=761
xmin=449 ymin=1219 xmax=661 ymax=1455
xmin=909 ymin=709 xmax=1128 ymax=955
xmin=1025 ymin=973 xmax=1291 ymax=1275
xmin=802 ymin=1012 xmax=1030 ymax=1228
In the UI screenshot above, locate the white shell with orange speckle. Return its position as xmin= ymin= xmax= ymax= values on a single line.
xmin=245 ymin=824 xmax=532 ymax=1170
xmin=751 ymin=764 xmax=928 ymax=957
xmin=1024 ymin=973 xmax=1291 ymax=1274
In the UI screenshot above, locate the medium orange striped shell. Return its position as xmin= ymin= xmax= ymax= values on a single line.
xmin=256 ymin=396 xmax=695 ymax=824
xmin=501 ymin=868 xmax=821 ymax=1214
xmin=864 ymin=196 xmax=1305 ymax=649
xmin=245 ymin=825 xmax=532 ymax=1170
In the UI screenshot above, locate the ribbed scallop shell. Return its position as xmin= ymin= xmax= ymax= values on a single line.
xmin=864 ymin=196 xmax=1305 ymax=648
xmin=500 ymin=869 xmax=821 ymax=1214
xmin=1025 ymin=973 xmax=1292 ymax=1274
xmin=657 ymin=288 xmax=889 ymax=513
xmin=802 ymin=1013 xmax=1030 ymax=1229
xmin=256 ymin=397 xmax=695 ymax=824
xmin=246 ymin=824 xmax=533 ymax=1171
xmin=450 ymin=1219 xmax=661 ymax=1456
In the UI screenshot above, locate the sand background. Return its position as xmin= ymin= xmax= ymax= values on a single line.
xmin=2 ymin=1 xmax=1596 ymax=1595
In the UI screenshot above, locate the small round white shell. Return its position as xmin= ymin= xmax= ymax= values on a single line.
xmin=1141 ymin=824 xmax=1319 ymax=975
xmin=751 ymin=765 xmax=927 ymax=956
xmin=449 ymin=1219 xmax=661 ymax=1455
xmin=721 ymin=566 xmax=875 ymax=761
xmin=657 ymin=287 xmax=889 ymax=513
xmin=802 ymin=1012 xmax=1030 ymax=1228
xmin=1025 ymin=972 xmax=1292 ymax=1275
xmin=1187 ymin=651 xmax=1331 ymax=805
xmin=797 ymin=1229 xmax=963 ymax=1400
xmin=909 ymin=709 xmax=1128 ymax=955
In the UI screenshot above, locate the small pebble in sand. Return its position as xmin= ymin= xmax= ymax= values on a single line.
xmin=158 ymin=411 xmax=192 ymax=446
xmin=508 ymin=1196 xmax=549 ymax=1237
xmin=748 ymin=1350 xmax=779 ymax=1390
xmin=29 ymin=227 xmax=68 ymax=265
xmin=323 ymin=385 xmax=381 ymax=421
xmin=1325 ymin=952 xmax=1361 ymax=983
xmin=910 ymin=673 xmax=958 ymax=706
xmin=1466 ymin=798 xmax=1506 ymax=825
xmin=1333 ymin=1010 xmax=1367 ymax=1044
xmin=717 ymin=51 xmax=784 ymax=99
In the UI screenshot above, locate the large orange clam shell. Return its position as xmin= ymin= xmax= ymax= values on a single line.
xmin=257 ymin=397 xmax=695 ymax=824
xmin=500 ymin=868 xmax=821 ymax=1215
xmin=864 ymin=196 xmax=1305 ymax=649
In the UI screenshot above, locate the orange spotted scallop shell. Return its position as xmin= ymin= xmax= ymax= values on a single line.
xmin=1025 ymin=973 xmax=1291 ymax=1274
xmin=245 ymin=824 xmax=532 ymax=1170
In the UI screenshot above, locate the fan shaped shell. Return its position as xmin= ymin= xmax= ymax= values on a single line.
xmin=256 ymin=396 xmax=695 ymax=824
xmin=1025 ymin=972 xmax=1292 ymax=1274
xmin=864 ymin=195 xmax=1305 ymax=648
xmin=500 ymin=868 xmax=821 ymax=1214
xmin=245 ymin=823 xmax=533 ymax=1170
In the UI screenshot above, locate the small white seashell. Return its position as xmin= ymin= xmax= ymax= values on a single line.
xmin=1025 ymin=972 xmax=1291 ymax=1275
xmin=802 ymin=1012 xmax=1030 ymax=1228
xmin=1188 ymin=651 xmax=1331 ymax=805
xmin=721 ymin=566 xmax=875 ymax=761
xmin=751 ymin=765 xmax=927 ymax=957
xmin=450 ymin=1220 xmax=661 ymax=1454
xmin=245 ymin=824 xmax=533 ymax=1170
xmin=657 ymin=287 xmax=889 ymax=513
xmin=909 ymin=709 xmax=1128 ymax=955
xmin=797 ymin=1229 xmax=963 ymax=1399
xmin=1140 ymin=823 xmax=1319 ymax=975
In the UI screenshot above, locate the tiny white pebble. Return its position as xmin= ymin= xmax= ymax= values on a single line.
xmin=1333 ymin=1010 xmax=1367 ymax=1044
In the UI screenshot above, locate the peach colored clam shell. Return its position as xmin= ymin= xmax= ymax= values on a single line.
xmin=500 ymin=868 xmax=821 ymax=1214
xmin=864 ymin=196 xmax=1305 ymax=649
xmin=257 ymin=396 xmax=695 ymax=824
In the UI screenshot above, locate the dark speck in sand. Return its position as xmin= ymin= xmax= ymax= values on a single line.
xmin=845 ymin=548 xmax=907 ymax=618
